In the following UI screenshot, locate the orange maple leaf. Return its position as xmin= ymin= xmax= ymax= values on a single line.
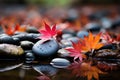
xmin=2 ymin=24 xmax=26 ymax=35
xmin=68 ymin=61 xmax=105 ymax=80
xmin=80 ymin=32 xmax=104 ymax=53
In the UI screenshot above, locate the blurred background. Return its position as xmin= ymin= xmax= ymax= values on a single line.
xmin=0 ymin=0 xmax=120 ymax=32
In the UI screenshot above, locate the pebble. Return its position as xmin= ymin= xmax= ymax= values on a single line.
xmin=50 ymin=58 xmax=70 ymax=68
xmin=20 ymin=41 xmax=34 ymax=50
xmin=77 ymin=30 xmax=88 ymax=38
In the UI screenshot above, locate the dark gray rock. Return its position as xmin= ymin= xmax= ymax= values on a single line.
xmin=26 ymin=26 xmax=39 ymax=33
xmin=20 ymin=41 xmax=34 ymax=50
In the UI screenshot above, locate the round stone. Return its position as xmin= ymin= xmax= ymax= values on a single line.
xmin=32 ymin=39 xmax=59 ymax=57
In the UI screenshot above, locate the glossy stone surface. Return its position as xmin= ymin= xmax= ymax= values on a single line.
xmin=32 ymin=39 xmax=59 ymax=57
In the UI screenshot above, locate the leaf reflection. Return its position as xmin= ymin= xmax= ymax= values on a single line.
xmin=68 ymin=61 xmax=106 ymax=80
xmin=37 ymin=75 xmax=51 ymax=80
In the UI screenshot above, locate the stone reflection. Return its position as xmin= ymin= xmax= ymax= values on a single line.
xmin=33 ymin=64 xmax=58 ymax=80
xmin=0 ymin=61 xmax=23 ymax=72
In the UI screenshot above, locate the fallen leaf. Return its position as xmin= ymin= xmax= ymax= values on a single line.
xmin=68 ymin=61 xmax=105 ymax=80
xmin=65 ymin=41 xmax=86 ymax=62
xmin=101 ymin=32 xmax=115 ymax=44
xmin=38 ymin=22 xmax=57 ymax=41
xmin=81 ymin=32 xmax=104 ymax=53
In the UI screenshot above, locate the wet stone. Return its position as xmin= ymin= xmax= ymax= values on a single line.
xmin=62 ymin=34 xmax=73 ymax=39
xmin=25 ymin=52 xmax=35 ymax=63
xmin=95 ymin=49 xmax=118 ymax=58
xmin=26 ymin=26 xmax=39 ymax=33
xmin=20 ymin=41 xmax=34 ymax=50
xmin=77 ymin=30 xmax=88 ymax=38
xmin=32 ymin=39 xmax=59 ymax=57
xmin=58 ymin=48 xmax=70 ymax=57
xmin=67 ymin=37 xmax=79 ymax=43
xmin=0 ymin=44 xmax=24 ymax=57
xmin=12 ymin=33 xmax=40 ymax=42
xmin=50 ymin=58 xmax=70 ymax=68
xmin=85 ymin=23 xmax=101 ymax=33
xmin=0 ymin=35 xmax=15 ymax=44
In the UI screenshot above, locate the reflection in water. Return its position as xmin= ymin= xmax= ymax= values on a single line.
xmin=68 ymin=61 xmax=106 ymax=80
xmin=33 ymin=64 xmax=58 ymax=76
xmin=0 ymin=61 xmax=120 ymax=80
xmin=33 ymin=64 xmax=58 ymax=80
xmin=97 ymin=61 xmax=118 ymax=71
xmin=0 ymin=61 xmax=23 ymax=72
xmin=36 ymin=75 xmax=51 ymax=80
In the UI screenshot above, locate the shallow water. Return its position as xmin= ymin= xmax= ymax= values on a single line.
xmin=0 ymin=60 xmax=120 ymax=80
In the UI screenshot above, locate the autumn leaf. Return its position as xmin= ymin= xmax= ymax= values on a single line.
xmin=2 ymin=24 xmax=26 ymax=35
xmin=116 ymin=34 xmax=120 ymax=41
xmin=38 ymin=22 xmax=57 ymax=40
xmin=101 ymin=32 xmax=115 ymax=44
xmin=37 ymin=75 xmax=51 ymax=80
xmin=65 ymin=41 xmax=86 ymax=62
xmin=80 ymin=32 xmax=104 ymax=53
xmin=68 ymin=61 xmax=105 ymax=80
xmin=14 ymin=24 xmax=26 ymax=32
xmin=2 ymin=25 xmax=14 ymax=35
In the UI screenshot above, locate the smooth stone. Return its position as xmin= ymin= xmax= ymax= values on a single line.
xmin=50 ymin=58 xmax=70 ymax=68
xmin=13 ymin=38 xmax=20 ymax=45
xmin=25 ymin=52 xmax=35 ymax=63
xmin=12 ymin=33 xmax=40 ymax=42
xmin=20 ymin=41 xmax=34 ymax=50
xmin=67 ymin=37 xmax=79 ymax=43
xmin=0 ymin=44 xmax=24 ymax=55
xmin=0 ymin=35 xmax=14 ymax=44
xmin=58 ymin=48 xmax=70 ymax=57
xmin=77 ymin=30 xmax=88 ymax=38
xmin=0 ymin=34 xmax=8 ymax=37
xmin=12 ymin=33 xmax=28 ymax=41
xmin=100 ymin=44 xmax=117 ymax=50
xmin=33 ymin=64 xmax=58 ymax=76
xmin=101 ymin=18 xmax=112 ymax=29
xmin=95 ymin=49 xmax=118 ymax=58
xmin=111 ymin=18 xmax=120 ymax=29
xmin=32 ymin=39 xmax=59 ymax=57
xmin=85 ymin=23 xmax=101 ymax=32
xmin=26 ymin=26 xmax=39 ymax=33
xmin=62 ymin=29 xmax=76 ymax=35
xmin=61 ymin=39 xmax=72 ymax=47
xmin=61 ymin=36 xmax=79 ymax=47
xmin=62 ymin=34 xmax=73 ymax=39
xmin=14 ymin=32 xmax=27 ymax=35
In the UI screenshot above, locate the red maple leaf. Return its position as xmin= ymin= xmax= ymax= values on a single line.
xmin=101 ymin=32 xmax=115 ymax=44
xmin=38 ymin=22 xmax=57 ymax=40
xmin=65 ymin=41 xmax=86 ymax=62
